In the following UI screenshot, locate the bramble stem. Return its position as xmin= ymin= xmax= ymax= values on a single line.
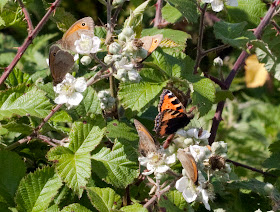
xmin=0 ymin=0 xmax=61 ymax=86
xmin=17 ymin=0 xmax=34 ymax=34
xmin=208 ymin=0 xmax=280 ymax=145
xmin=154 ymin=0 xmax=163 ymax=27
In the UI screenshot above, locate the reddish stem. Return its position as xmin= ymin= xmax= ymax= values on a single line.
xmin=0 ymin=0 xmax=61 ymax=86
xmin=154 ymin=0 xmax=163 ymax=27
xmin=17 ymin=0 xmax=34 ymax=34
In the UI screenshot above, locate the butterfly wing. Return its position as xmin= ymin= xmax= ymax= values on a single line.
xmin=158 ymin=89 xmax=186 ymax=113
xmin=154 ymin=109 xmax=193 ymax=137
xmin=134 ymin=119 xmax=159 ymax=156
xmin=177 ymin=148 xmax=198 ymax=185
xmin=140 ymin=34 xmax=163 ymax=55
xmin=49 ymin=45 xmax=75 ymax=85
xmin=62 ymin=17 xmax=94 ymax=52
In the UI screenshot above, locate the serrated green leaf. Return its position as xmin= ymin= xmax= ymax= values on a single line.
xmin=6 ymin=69 xmax=32 ymax=87
xmin=92 ymin=140 xmax=138 ymax=188
xmin=263 ymin=152 xmax=280 ymax=169
xmin=166 ymin=0 xmax=198 ymax=23
xmin=95 ymin=26 xmax=107 ymax=39
xmin=158 ymin=190 xmax=193 ymax=212
xmin=121 ymin=203 xmax=148 ymax=212
xmin=162 ymin=3 xmax=183 ymax=24
xmin=48 ymin=117 xmax=105 ymax=197
xmin=2 ymin=121 xmax=33 ymax=134
xmin=214 ymin=21 xmax=255 ymax=48
xmin=0 ymin=87 xmax=52 ymax=120
xmin=215 ymin=90 xmax=234 ymax=103
xmin=46 ymin=204 xmax=59 ymax=212
xmin=15 ymin=166 xmax=62 ymax=212
xmin=70 ymin=87 xmax=102 ymax=117
xmin=118 ymin=81 xmax=167 ymax=112
xmin=268 ymin=140 xmax=280 ymax=154
xmin=87 ymin=187 xmax=122 ymax=212
xmin=0 ymin=7 xmax=25 ymax=31
xmin=0 ymin=0 xmax=9 ymax=11
xmin=0 ymin=33 xmax=17 ymax=66
xmin=49 ymin=7 xmax=76 ymax=32
xmin=48 ymin=147 xmax=90 ymax=197
xmin=61 ymin=203 xmax=91 ymax=212
xmin=0 ymin=151 xmax=26 ymax=206
xmin=142 ymin=28 xmax=191 ymax=51
xmin=191 ymin=77 xmax=216 ymax=116
xmin=226 ymin=0 xmax=267 ymax=28
xmin=50 ymin=110 xmax=72 ymax=123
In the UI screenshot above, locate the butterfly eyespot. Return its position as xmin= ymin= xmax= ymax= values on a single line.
xmin=81 ymin=23 xmax=86 ymax=26
xmin=53 ymin=52 xmax=56 ymax=56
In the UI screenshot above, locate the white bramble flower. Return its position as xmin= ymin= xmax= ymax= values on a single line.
xmin=211 ymin=141 xmax=227 ymax=157
xmin=202 ymin=0 xmax=238 ymax=12
xmin=128 ymin=69 xmax=141 ymax=82
xmin=138 ymin=148 xmax=176 ymax=179
xmin=186 ymin=128 xmax=211 ymax=145
xmin=53 ymin=73 xmax=87 ymax=109
xmin=189 ymin=145 xmax=211 ymax=165
xmin=74 ymin=34 xmax=101 ymax=54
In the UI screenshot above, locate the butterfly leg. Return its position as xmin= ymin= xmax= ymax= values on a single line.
xmin=163 ymin=134 xmax=175 ymax=149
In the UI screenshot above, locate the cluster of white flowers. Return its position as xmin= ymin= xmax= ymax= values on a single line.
xmin=202 ymin=0 xmax=238 ymax=12
xmin=104 ymin=27 xmax=145 ymax=83
xmin=53 ymin=73 xmax=87 ymax=109
xmin=138 ymin=147 xmax=176 ymax=179
xmin=97 ymin=90 xmax=116 ymax=110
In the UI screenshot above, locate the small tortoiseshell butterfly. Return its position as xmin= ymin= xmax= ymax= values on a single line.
xmin=154 ymin=89 xmax=194 ymax=137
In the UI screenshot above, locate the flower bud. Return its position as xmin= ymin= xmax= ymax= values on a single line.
xmin=137 ymin=48 xmax=148 ymax=59
xmin=118 ymin=33 xmax=126 ymax=42
xmin=213 ymin=57 xmax=223 ymax=66
xmin=122 ymin=27 xmax=134 ymax=38
xmin=109 ymin=42 xmax=121 ymax=55
xmin=104 ymin=55 xmax=113 ymax=64
xmin=128 ymin=69 xmax=141 ymax=82
xmin=112 ymin=0 xmax=125 ymax=7
xmin=211 ymin=141 xmax=227 ymax=155
xmin=264 ymin=183 xmax=274 ymax=194
xmin=80 ymin=56 xmax=92 ymax=66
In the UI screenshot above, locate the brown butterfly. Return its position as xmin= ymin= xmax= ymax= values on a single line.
xmin=60 ymin=17 xmax=95 ymax=53
xmin=134 ymin=119 xmax=159 ymax=157
xmin=154 ymin=89 xmax=194 ymax=137
xmin=140 ymin=34 xmax=163 ymax=57
xmin=177 ymin=148 xmax=198 ymax=185
xmin=49 ymin=45 xmax=75 ymax=85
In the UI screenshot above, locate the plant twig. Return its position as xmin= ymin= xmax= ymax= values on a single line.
xmin=17 ymin=0 xmax=34 ymax=34
xmin=204 ymin=72 xmax=227 ymax=89
xmin=208 ymin=0 xmax=280 ymax=145
xmin=105 ymin=0 xmax=113 ymax=45
xmin=0 ymin=0 xmax=61 ymax=86
xmin=193 ymin=3 xmax=208 ymax=74
xmin=37 ymin=135 xmax=57 ymax=147
xmin=5 ymin=136 xmax=33 ymax=151
xmin=154 ymin=0 xmax=163 ymax=27
xmin=226 ymin=159 xmax=278 ymax=178
xmin=271 ymin=20 xmax=280 ymax=35
xmin=202 ymin=44 xmax=230 ymax=55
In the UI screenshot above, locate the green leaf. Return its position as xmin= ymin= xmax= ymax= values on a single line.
xmin=0 ymin=87 xmax=52 ymax=120
xmin=46 ymin=204 xmax=59 ymax=212
xmin=6 ymin=69 xmax=32 ymax=87
xmin=213 ymin=21 xmax=255 ymax=48
xmin=0 ymin=33 xmax=17 ymax=66
xmin=49 ymin=7 xmax=76 ymax=32
xmin=0 ymin=7 xmax=25 ymax=31
xmin=166 ymin=0 xmax=198 ymax=23
xmin=162 ymin=3 xmax=183 ymax=24
xmin=61 ymin=203 xmax=91 ymax=212
xmin=87 ymin=187 xmax=122 ymax=212
xmin=118 ymin=81 xmax=167 ymax=112
xmin=158 ymin=190 xmax=193 ymax=212
xmin=215 ymin=90 xmax=234 ymax=103
xmin=50 ymin=110 xmax=72 ymax=123
xmin=121 ymin=203 xmax=148 ymax=212
xmin=15 ymin=166 xmax=62 ymax=212
xmin=263 ymin=152 xmax=280 ymax=169
xmin=226 ymin=0 xmax=267 ymax=28
xmin=95 ymin=26 xmax=107 ymax=39
xmin=0 ymin=151 xmax=26 ymax=206
xmin=142 ymin=28 xmax=191 ymax=51
xmin=2 ymin=121 xmax=33 ymax=134
xmin=0 ymin=0 xmax=9 ymax=11
xmin=191 ymin=77 xmax=216 ymax=116
xmin=48 ymin=117 xmax=105 ymax=197
xmin=70 ymin=87 xmax=102 ymax=117
xmin=92 ymin=140 xmax=139 ymax=188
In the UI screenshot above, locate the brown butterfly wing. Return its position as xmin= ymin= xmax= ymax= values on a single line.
xmin=49 ymin=45 xmax=75 ymax=85
xmin=62 ymin=17 xmax=95 ymax=52
xmin=134 ymin=119 xmax=159 ymax=156
xmin=140 ymin=34 xmax=163 ymax=55
xmin=177 ymin=149 xmax=198 ymax=185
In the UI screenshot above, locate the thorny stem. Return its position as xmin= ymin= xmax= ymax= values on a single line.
xmin=204 ymin=72 xmax=227 ymax=89
xmin=208 ymin=0 xmax=280 ymax=145
xmin=0 ymin=0 xmax=61 ymax=86
xmin=17 ymin=0 xmax=34 ymax=34
xmin=203 ymin=44 xmax=230 ymax=55
xmin=193 ymin=3 xmax=208 ymax=74
xmin=105 ymin=0 xmax=113 ymax=44
xmin=271 ymin=20 xmax=280 ymax=35
xmin=226 ymin=159 xmax=277 ymax=178
xmin=154 ymin=0 xmax=163 ymax=27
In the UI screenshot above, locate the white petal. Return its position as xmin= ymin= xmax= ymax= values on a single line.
xmin=187 ymin=128 xmax=199 ymax=139
xmin=74 ymin=54 xmax=79 ymax=61
xmin=156 ymin=165 xmax=169 ymax=173
xmin=142 ymin=169 xmax=154 ymax=175
xmin=138 ymin=156 xmax=148 ymax=166
xmin=199 ymin=131 xmax=211 ymax=140
xmin=201 ymin=189 xmax=211 ymax=210
xmin=175 ymin=177 xmax=189 ymax=192
xmin=182 ymin=188 xmax=197 ymax=203
xmin=201 ymin=0 xmax=213 ymax=3
xmin=165 ymin=154 xmax=176 ymax=164
xmin=226 ymin=0 xmax=238 ymax=6
xmin=65 ymin=73 xmax=75 ymax=83
xmin=46 ymin=58 xmax=49 ymax=66
xmin=67 ymin=92 xmax=83 ymax=106
xmin=54 ymin=94 xmax=68 ymax=104
xmin=211 ymin=0 xmax=224 ymax=12
xmin=74 ymin=77 xmax=87 ymax=92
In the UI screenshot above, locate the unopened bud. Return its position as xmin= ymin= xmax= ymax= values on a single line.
xmin=214 ymin=57 xmax=223 ymax=66
xmin=137 ymin=48 xmax=148 ymax=59
xmin=112 ymin=0 xmax=125 ymax=7
xmin=264 ymin=183 xmax=274 ymax=194
xmin=104 ymin=55 xmax=113 ymax=64
xmin=80 ymin=56 xmax=92 ymax=66
xmin=118 ymin=33 xmax=126 ymax=42
xmin=109 ymin=42 xmax=121 ymax=55
xmin=122 ymin=27 xmax=134 ymax=38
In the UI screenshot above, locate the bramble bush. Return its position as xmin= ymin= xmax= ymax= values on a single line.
xmin=0 ymin=0 xmax=280 ymax=211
